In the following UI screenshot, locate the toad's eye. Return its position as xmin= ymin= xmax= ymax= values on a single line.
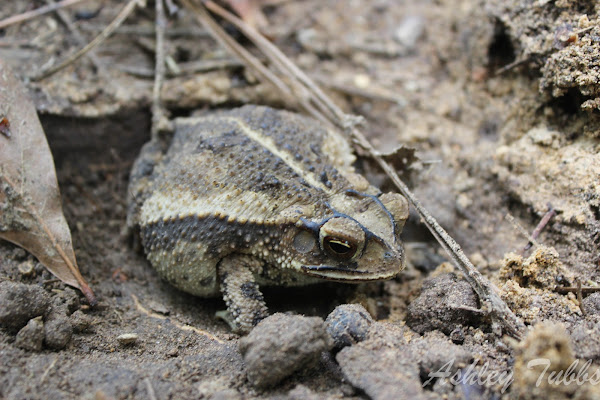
xmin=322 ymin=236 xmax=357 ymax=260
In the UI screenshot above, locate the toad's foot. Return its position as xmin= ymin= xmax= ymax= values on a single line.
xmin=217 ymin=255 xmax=269 ymax=334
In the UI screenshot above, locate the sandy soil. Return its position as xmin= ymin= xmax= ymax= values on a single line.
xmin=0 ymin=0 xmax=599 ymax=399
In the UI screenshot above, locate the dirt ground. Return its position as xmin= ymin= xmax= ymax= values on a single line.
xmin=1 ymin=0 xmax=599 ymax=399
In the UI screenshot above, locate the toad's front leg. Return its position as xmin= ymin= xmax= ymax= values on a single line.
xmin=217 ymin=254 xmax=269 ymax=334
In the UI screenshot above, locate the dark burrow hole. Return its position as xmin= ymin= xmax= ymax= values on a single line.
xmin=40 ymin=109 xmax=151 ymax=170
xmin=548 ymin=87 xmax=586 ymax=116
xmin=488 ymin=21 xmax=516 ymax=72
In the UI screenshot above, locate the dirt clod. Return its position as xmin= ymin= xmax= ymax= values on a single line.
xmin=582 ymin=292 xmax=600 ymax=315
xmin=406 ymin=273 xmax=481 ymax=335
xmin=70 ymin=310 xmax=93 ymax=333
xmin=238 ymin=313 xmax=333 ymax=388
xmin=15 ymin=317 xmax=44 ymax=351
xmin=325 ymin=304 xmax=373 ymax=349
xmin=0 ymin=281 xmax=50 ymax=333
xmin=337 ymin=322 xmax=472 ymax=399
xmin=499 ymin=246 xmax=573 ymax=288
xmin=44 ymin=312 xmax=73 ymax=350
xmin=513 ymin=322 xmax=600 ymax=399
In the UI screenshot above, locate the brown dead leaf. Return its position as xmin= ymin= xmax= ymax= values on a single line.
xmin=379 ymin=145 xmax=418 ymax=173
xmin=0 ymin=59 xmax=96 ymax=305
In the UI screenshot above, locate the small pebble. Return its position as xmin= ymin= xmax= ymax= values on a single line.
xmin=325 ymin=304 xmax=373 ymax=349
xmin=238 ymin=313 xmax=333 ymax=388
xmin=394 ymin=15 xmax=425 ymax=49
xmin=117 ymin=333 xmax=139 ymax=346
xmin=17 ymin=260 xmax=35 ymax=277
xmin=449 ymin=327 xmax=465 ymax=344
xmin=148 ymin=300 xmax=170 ymax=315
xmin=210 ymin=389 xmax=242 ymax=400
xmin=0 ymin=281 xmax=50 ymax=333
xmin=15 ymin=317 xmax=44 ymax=351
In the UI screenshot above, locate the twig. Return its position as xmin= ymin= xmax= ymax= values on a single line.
xmin=495 ymin=58 xmax=529 ymax=76
xmin=43 ymin=0 xmax=108 ymax=81
xmin=505 ymin=214 xmax=540 ymax=250
xmin=522 ymin=205 xmax=556 ymax=255
xmin=151 ymin=0 xmax=167 ymax=140
xmin=144 ymin=378 xmax=158 ymax=400
xmin=80 ymin=24 xmax=210 ymax=37
xmin=577 ymin=278 xmax=586 ymax=316
xmin=180 ymin=0 xmax=298 ymax=107
xmin=182 ymin=0 xmax=526 ymax=339
xmin=313 ymin=75 xmax=407 ymax=105
xmin=32 ymin=0 xmax=146 ymax=81
xmin=118 ymin=58 xmax=245 ymax=78
xmin=131 ymin=293 xmax=225 ymax=344
xmin=39 ymin=357 xmax=58 ymax=385
xmin=555 ymin=286 xmax=600 ymax=295
xmin=0 ymin=0 xmax=90 ymax=30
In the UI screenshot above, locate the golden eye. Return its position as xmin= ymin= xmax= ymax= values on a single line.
xmin=323 ymin=236 xmax=357 ymax=260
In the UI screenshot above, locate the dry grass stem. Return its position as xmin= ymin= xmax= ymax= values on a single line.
xmin=0 ymin=0 xmax=90 ymax=30
xmin=32 ymin=0 xmax=146 ymax=81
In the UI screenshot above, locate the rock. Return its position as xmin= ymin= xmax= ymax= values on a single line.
xmin=51 ymin=287 xmax=80 ymax=314
xmin=44 ymin=312 xmax=73 ymax=350
xmin=406 ymin=273 xmax=481 ymax=334
xmin=570 ymin=323 xmax=600 ymax=360
xmin=210 ymin=388 xmax=241 ymax=400
xmin=15 ymin=317 xmax=44 ymax=351
xmin=238 ymin=313 xmax=333 ymax=388
xmin=17 ymin=260 xmax=35 ymax=277
xmin=337 ymin=344 xmax=425 ymax=400
xmin=117 ymin=333 xmax=139 ymax=346
xmin=336 ymin=322 xmax=471 ymax=400
xmin=70 ymin=310 xmax=92 ymax=333
xmin=0 ymin=281 xmax=50 ymax=332
xmin=582 ymin=292 xmax=600 ymax=315
xmin=394 ymin=15 xmax=425 ymax=50
xmin=325 ymin=304 xmax=373 ymax=349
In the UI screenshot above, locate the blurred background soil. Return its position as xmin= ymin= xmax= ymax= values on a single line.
xmin=0 ymin=0 xmax=599 ymax=399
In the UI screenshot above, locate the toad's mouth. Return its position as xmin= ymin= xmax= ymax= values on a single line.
xmin=300 ymin=265 xmax=397 ymax=282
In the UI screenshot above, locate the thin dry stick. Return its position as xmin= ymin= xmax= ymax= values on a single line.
xmin=144 ymin=378 xmax=158 ymax=400
xmin=555 ymin=286 xmax=600 ymax=295
xmin=505 ymin=214 xmax=540 ymax=250
xmin=182 ymin=0 xmax=330 ymax=127
xmin=205 ymin=1 xmax=339 ymax=123
xmin=118 ymin=58 xmax=245 ymax=78
xmin=180 ymin=0 xmax=295 ymax=103
xmin=32 ymin=0 xmax=146 ymax=81
xmin=522 ymin=205 xmax=556 ymax=255
xmin=0 ymin=0 xmax=90 ymax=30
xmin=44 ymin=0 xmax=106 ymax=78
xmin=577 ymin=278 xmax=586 ymax=316
xmin=186 ymin=1 xmax=526 ymax=339
xmin=151 ymin=0 xmax=167 ymax=140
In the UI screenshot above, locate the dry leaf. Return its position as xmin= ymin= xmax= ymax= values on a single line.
xmin=0 ymin=59 xmax=96 ymax=305
xmin=379 ymin=145 xmax=418 ymax=173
